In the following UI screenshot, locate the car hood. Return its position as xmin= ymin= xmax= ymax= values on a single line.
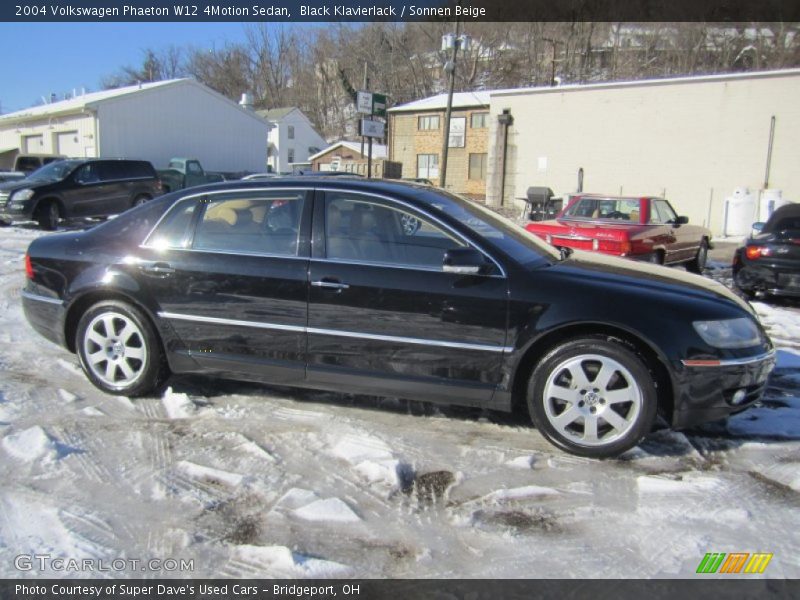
xmin=550 ymin=249 xmax=753 ymax=312
xmin=0 ymin=178 xmax=54 ymax=193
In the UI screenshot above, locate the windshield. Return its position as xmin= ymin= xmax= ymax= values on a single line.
xmin=562 ymin=196 xmax=641 ymax=222
xmin=423 ymin=189 xmax=561 ymax=265
xmin=26 ymin=159 xmax=82 ymax=182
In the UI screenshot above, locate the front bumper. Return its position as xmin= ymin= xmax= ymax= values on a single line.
xmin=671 ymin=350 xmax=776 ymax=429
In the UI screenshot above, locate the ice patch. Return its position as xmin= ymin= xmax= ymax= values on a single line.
xmin=232 ymin=544 xmax=352 ymax=577
xmin=480 ymin=485 xmax=561 ymax=503
xmin=331 ymin=434 xmax=394 ymax=464
xmin=235 ymin=439 xmax=277 ymax=463
xmin=177 ymin=461 xmax=244 ymax=488
xmin=57 ymin=389 xmax=78 ymax=403
xmin=162 ymin=387 xmax=196 ymax=419
xmin=274 ymin=488 xmax=320 ymax=510
xmin=80 ymin=406 xmax=104 ymax=417
xmin=2 ymin=426 xmax=59 ymax=463
xmin=353 ymin=459 xmax=404 ymax=487
xmin=760 ymin=462 xmax=800 ymax=492
xmin=505 ymin=455 xmax=535 ymax=469
xmin=637 ymin=474 xmax=722 ymax=495
xmin=56 ymin=359 xmax=83 ymax=377
xmin=292 ymin=497 xmax=361 ymax=523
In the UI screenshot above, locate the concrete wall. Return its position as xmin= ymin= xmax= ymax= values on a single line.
xmin=486 ymin=70 xmax=800 ymax=235
xmin=97 ymin=81 xmax=268 ymax=172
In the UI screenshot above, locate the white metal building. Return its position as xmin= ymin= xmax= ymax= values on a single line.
xmin=257 ymin=107 xmax=326 ymax=174
xmin=0 ymin=79 xmax=269 ymax=172
xmin=485 ymin=69 xmax=800 ymax=235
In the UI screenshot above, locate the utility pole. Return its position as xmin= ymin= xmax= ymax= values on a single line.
xmin=542 ymin=38 xmax=562 ymax=87
xmin=361 ymin=62 xmax=368 ymax=159
xmin=440 ymin=10 xmax=463 ymax=190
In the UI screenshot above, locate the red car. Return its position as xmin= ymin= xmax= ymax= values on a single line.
xmin=524 ymin=194 xmax=712 ymax=273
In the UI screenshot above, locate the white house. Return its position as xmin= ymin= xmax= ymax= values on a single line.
xmin=0 ymin=79 xmax=269 ymax=172
xmin=257 ymin=107 xmax=326 ymax=173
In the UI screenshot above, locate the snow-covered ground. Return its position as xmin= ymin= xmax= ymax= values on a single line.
xmin=0 ymin=225 xmax=798 ymax=579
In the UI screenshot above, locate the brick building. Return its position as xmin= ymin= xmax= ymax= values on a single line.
xmin=388 ymin=92 xmax=492 ymax=198
xmin=309 ymin=140 xmax=401 ymax=178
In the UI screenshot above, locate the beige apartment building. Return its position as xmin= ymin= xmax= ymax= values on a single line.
xmin=485 ymin=69 xmax=800 ymax=234
xmin=388 ymin=92 xmax=492 ymax=198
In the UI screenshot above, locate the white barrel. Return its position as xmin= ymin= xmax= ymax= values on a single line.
xmin=724 ymin=188 xmax=757 ymax=236
xmin=759 ymin=189 xmax=789 ymax=222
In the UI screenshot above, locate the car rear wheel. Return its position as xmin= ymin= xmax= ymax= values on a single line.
xmin=686 ymin=239 xmax=708 ymax=274
xmin=76 ymin=301 xmax=167 ymax=396
xmin=648 ymin=250 xmax=664 ymax=265
xmin=35 ymin=200 xmax=60 ymax=231
xmin=527 ymin=337 xmax=658 ymax=458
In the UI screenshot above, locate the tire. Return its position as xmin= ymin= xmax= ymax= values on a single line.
xmin=686 ymin=239 xmax=708 ymax=274
xmin=527 ymin=337 xmax=658 ymax=458
xmin=75 ymin=300 xmax=168 ymax=396
xmin=131 ymin=194 xmax=151 ymax=208
xmin=648 ymin=250 xmax=663 ymax=265
xmin=35 ymin=200 xmax=60 ymax=231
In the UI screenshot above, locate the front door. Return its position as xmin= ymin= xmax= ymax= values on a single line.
xmin=131 ymin=187 xmax=312 ymax=383
xmin=306 ymin=190 xmax=509 ymax=406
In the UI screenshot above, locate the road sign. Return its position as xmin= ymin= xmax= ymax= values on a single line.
xmin=356 ymin=91 xmax=373 ymax=114
xmin=360 ymin=119 xmax=385 ymax=138
xmin=357 ymin=91 xmax=388 ymax=117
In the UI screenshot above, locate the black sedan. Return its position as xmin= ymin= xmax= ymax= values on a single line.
xmin=22 ymin=179 xmax=775 ymax=457
xmin=733 ymin=203 xmax=800 ymax=300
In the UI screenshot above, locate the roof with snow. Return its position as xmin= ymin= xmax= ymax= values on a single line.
xmin=309 ymin=141 xmax=388 ymax=162
xmin=0 ymin=79 xmax=186 ymax=122
xmin=388 ymin=91 xmax=494 ymax=113
xmin=256 ymin=107 xmax=298 ymax=120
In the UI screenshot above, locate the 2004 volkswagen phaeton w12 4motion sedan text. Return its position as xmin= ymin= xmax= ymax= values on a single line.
xmin=22 ymin=179 xmax=775 ymax=457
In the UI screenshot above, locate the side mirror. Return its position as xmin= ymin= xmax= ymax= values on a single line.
xmin=752 ymin=222 xmax=765 ymax=233
xmin=674 ymin=215 xmax=689 ymax=225
xmin=443 ymin=247 xmax=489 ymax=275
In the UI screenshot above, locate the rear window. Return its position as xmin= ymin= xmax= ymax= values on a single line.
xmin=562 ymin=197 xmax=641 ymax=222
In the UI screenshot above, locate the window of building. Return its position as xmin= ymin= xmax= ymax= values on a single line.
xmin=418 ymin=115 xmax=440 ymax=130
xmin=288 ymin=125 xmax=295 ymax=139
xmin=287 ymin=148 xmax=295 ymax=163
xmin=471 ymin=112 xmax=489 ymax=128
xmin=468 ymin=153 xmax=487 ymax=181
xmin=448 ymin=117 xmax=466 ymax=148
xmin=417 ymin=154 xmax=439 ymax=180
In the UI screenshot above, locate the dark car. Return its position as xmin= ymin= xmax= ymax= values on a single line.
xmin=733 ymin=203 xmax=800 ymax=299
xmin=22 ymin=179 xmax=774 ymax=457
xmin=0 ymin=158 xmax=161 ymax=230
xmin=525 ymin=194 xmax=712 ymax=272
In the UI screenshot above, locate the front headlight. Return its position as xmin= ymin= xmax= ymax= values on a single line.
xmin=693 ymin=318 xmax=762 ymax=349
xmin=10 ymin=188 xmax=34 ymax=202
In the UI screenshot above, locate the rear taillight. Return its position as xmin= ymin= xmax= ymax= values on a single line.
xmin=594 ymin=239 xmax=632 ymax=255
xmin=745 ymin=245 xmax=771 ymax=260
xmin=24 ymin=253 xmax=34 ymax=279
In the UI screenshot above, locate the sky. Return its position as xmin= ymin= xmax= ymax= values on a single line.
xmin=0 ymin=23 xmax=259 ymax=114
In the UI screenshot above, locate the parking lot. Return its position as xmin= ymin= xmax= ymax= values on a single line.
xmin=0 ymin=224 xmax=798 ymax=579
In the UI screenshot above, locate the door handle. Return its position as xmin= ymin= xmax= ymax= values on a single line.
xmin=139 ymin=261 xmax=175 ymax=275
xmin=311 ymin=279 xmax=349 ymax=291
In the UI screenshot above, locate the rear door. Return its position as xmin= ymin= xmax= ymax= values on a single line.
xmin=134 ymin=187 xmax=312 ymax=383
xmin=66 ymin=162 xmax=115 ymax=217
xmin=306 ymin=189 xmax=509 ymax=406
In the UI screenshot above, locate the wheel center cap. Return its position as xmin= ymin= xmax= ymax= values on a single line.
xmin=584 ymin=391 xmax=600 ymax=407
xmin=111 ymin=341 xmax=124 ymax=358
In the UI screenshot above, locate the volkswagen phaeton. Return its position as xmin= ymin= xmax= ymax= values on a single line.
xmin=22 ymin=179 xmax=774 ymax=457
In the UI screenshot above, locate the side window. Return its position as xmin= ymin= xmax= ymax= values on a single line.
xmin=193 ymin=191 xmax=305 ymax=256
xmin=186 ymin=162 xmax=203 ymax=175
xmin=98 ymin=161 xmax=126 ymax=182
xmin=74 ymin=163 xmax=100 ymax=184
xmin=146 ymin=198 xmax=199 ymax=249
xmin=325 ymin=194 xmax=464 ymax=269
xmin=650 ymin=199 xmax=677 ymax=224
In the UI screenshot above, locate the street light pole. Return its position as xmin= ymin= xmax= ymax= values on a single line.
xmin=439 ymin=16 xmax=462 ymax=190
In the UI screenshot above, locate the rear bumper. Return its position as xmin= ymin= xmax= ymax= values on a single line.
xmin=735 ymin=263 xmax=800 ymax=297
xmin=21 ymin=289 xmax=67 ymax=348
xmin=670 ymin=350 xmax=776 ymax=429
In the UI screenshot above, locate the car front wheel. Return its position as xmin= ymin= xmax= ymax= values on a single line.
xmin=35 ymin=200 xmax=60 ymax=231
xmin=76 ymin=300 xmax=167 ymax=396
xmin=527 ymin=337 xmax=658 ymax=458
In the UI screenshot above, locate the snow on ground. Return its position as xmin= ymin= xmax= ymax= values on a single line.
xmin=0 ymin=226 xmax=799 ymax=578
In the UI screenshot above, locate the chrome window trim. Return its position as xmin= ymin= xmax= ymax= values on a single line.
xmin=316 ymin=187 xmax=507 ymax=278
xmin=21 ymin=290 xmax=63 ymax=306
xmin=158 ymin=311 xmax=512 ymax=354
xmin=681 ymin=350 xmax=776 ymax=367
xmin=140 ymin=187 xmax=312 ymax=251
